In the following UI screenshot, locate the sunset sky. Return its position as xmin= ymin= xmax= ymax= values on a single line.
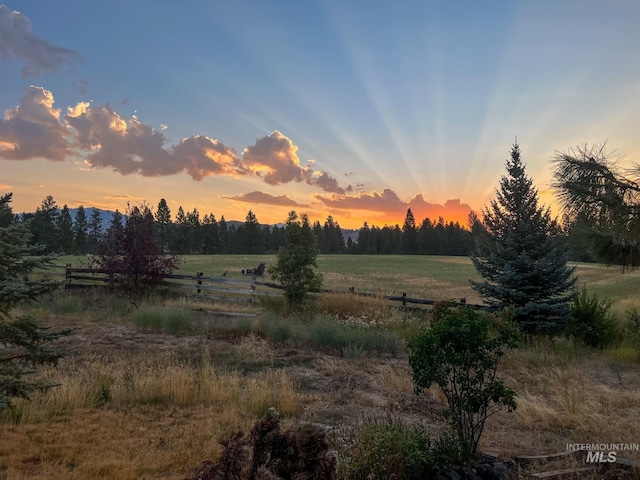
xmin=1 ymin=1 xmax=639 ymax=229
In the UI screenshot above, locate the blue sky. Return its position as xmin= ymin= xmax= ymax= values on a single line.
xmin=1 ymin=1 xmax=639 ymax=227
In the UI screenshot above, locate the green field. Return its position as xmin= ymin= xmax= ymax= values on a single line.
xmin=54 ymin=254 xmax=640 ymax=308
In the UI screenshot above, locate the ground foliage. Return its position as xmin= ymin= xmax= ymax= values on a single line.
xmin=471 ymin=143 xmax=576 ymax=332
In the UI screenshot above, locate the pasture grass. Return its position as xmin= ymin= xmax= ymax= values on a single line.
xmin=52 ymin=254 xmax=640 ymax=308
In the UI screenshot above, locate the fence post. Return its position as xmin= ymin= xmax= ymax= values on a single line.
xmin=251 ymin=276 xmax=256 ymax=304
xmin=402 ymin=292 xmax=407 ymax=307
xmin=196 ymin=272 xmax=203 ymax=295
xmin=349 ymin=286 xmax=354 ymax=294
xmin=65 ymin=263 xmax=71 ymax=286
xmin=460 ymin=297 xmax=466 ymax=305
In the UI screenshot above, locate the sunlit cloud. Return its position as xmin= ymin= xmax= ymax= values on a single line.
xmin=315 ymin=188 xmax=474 ymax=225
xmin=242 ymin=130 xmax=311 ymax=185
xmin=0 ymin=5 xmax=82 ymax=77
xmin=0 ymin=183 xmax=12 ymax=190
xmin=103 ymin=194 xmax=144 ymax=200
xmin=221 ymin=191 xmax=310 ymax=208
xmin=2 ymin=87 xmax=353 ymax=193
xmin=0 ymin=86 xmax=71 ymax=161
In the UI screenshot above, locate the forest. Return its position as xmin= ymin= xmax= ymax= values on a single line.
xmin=13 ymin=195 xmax=592 ymax=260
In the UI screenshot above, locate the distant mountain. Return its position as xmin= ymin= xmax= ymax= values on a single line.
xmin=68 ymin=207 xmax=115 ymax=232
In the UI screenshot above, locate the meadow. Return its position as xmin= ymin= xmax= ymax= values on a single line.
xmin=56 ymin=254 xmax=640 ymax=307
xmin=1 ymin=255 xmax=639 ymax=479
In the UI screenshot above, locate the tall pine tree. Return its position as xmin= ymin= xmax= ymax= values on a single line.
xmin=0 ymin=193 xmax=71 ymax=409
xmin=470 ymin=144 xmax=576 ymax=333
xmin=73 ymin=206 xmax=89 ymax=254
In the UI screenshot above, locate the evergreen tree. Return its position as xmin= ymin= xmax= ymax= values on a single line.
xmin=241 ymin=210 xmax=263 ymax=254
xmin=155 ymin=198 xmax=172 ymax=254
xmin=172 ymin=206 xmax=189 ymax=254
xmin=73 ymin=206 xmax=89 ymax=254
xmin=312 ymin=221 xmax=327 ymax=253
xmin=402 ymin=208 xmax=418 ymax=254
xmin=0 ymin=193 xmax=71 ymax=410
xmin=31 ymin=195 xmax=59 ymax=253
xmin=357 ymin=222 xmax=372 ymax=254
xmin=202 ymin=213 xmax=219 ymax=254
xmin=552 ymin=143 xmax=640 ymax=269
xmin=269 ymin=211 xmax=323 ymax=305
xmin=187 ymin=208 xmax=202 ymax=253
xmin=218 ymin=216 xmax=230 ymax=254
xmin=56 ymin=205 xmax=74 ymax=254
xmin=470 ymin=144 xmax=576 ymax=333
xmin=88 ymin=208 xmax=103 ymax=254
xmin=323 ymin=215 xmax=345 ymax=253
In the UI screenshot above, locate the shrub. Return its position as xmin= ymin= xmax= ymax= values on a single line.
xmin=567 ymin=286 xmax=619 ymax=349
xmin=339 ymin=416 xmax=453 ymax=479
xmin=408 ymin=304 xmax=519 ymax=464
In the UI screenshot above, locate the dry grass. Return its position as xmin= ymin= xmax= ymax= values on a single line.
xmin=3 ymin=282 xmax=640 ymax=478
xmin=0 ymin=348 xmax=300 ymax=480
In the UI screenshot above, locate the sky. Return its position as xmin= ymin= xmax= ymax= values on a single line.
xmin=1 ymin=1 xmax=639 ymax=229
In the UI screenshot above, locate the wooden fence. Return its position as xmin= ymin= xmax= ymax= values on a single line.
xmin=61 ymin=265 xmax=482 ymax=309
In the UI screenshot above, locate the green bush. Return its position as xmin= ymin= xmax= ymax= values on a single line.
xmin=132 ymin=307 xmax=194 ymax=334
xmin=262 ymin=317 xmax=294 ymax=343
xmin=307 ymin=317 xmax=403 ymax=355
xmin=567 ymin=287 xmax=619 ymax=349
xmin=338 ymin=417 xmax=440 ymax=479
xmin=50 ymin=294 xmax=84 ymax=314
xmin=408 ymin=304 xmax=519 ymax=464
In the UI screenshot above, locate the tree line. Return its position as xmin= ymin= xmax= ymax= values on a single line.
xmin=12 ymin=195 xmax=595 ymax=259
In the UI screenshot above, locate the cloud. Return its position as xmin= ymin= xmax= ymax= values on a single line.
xmin=160 ymin=123 xmax=169 ymax=131
xmin=307 ymin=171 xmax=352 ymax=194
xmin=102 ymin=194 xmax=144 ymax=200
xmin=71 ymin=76 xmax=89 ymax=94
xmin=0 ymin=5 xmax=82 ymax=77
xmin=1 ymin=87 xmax=353 ymax=192
xmin=171 ymin=135 xmax=247 ymax=180
xmin=0 ymin=86 xmax=71 ymax=161
xmin=62 ymin=102 xmax=247 ymax=180
xmin=221 ymin=191 xmax=311 ymax=208
xmin=314 ymin=189 xmax=474 ymax=224
xmin=0 ymin=183 xmax=13 ymax=190
xmin=242 ymin=130 xmax=311 ymax=185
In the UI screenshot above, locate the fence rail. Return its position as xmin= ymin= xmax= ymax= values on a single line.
xmin=60 ymin=265 xmax=482 ymax=309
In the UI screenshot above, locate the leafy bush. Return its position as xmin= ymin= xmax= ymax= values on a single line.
xmin=408 ymin=304 xmax=519 ymax=463
xmin=567 ymin=286 xmax=619 ymax=349
xmin=339 ymin=417 xmax=439 ymax=479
